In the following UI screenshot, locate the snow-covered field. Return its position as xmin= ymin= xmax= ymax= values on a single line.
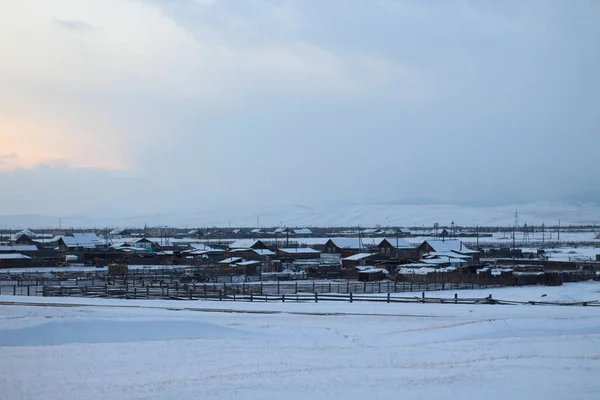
xmin=1 ymin=282 xmax=600 ymax=400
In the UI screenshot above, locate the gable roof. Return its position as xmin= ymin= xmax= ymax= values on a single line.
xmin=218 ymin=257 xmax=243 ymax=264
xmin=342 ymin=253 xmax=374 ymax=261
xmin=60 ymin=233 xmax=101 ymax=248
xmin=228 ymin=239 xmax=266 ymax=250
xmin=327 ymin=237 xmax=413 ymax=250
xmin=278 ymin=248 xmax=321 ymax=254
xmin=10 ymin=229 xmax=37 ymax=241
xmin=420 ymin=240 xmax=478 ymax=254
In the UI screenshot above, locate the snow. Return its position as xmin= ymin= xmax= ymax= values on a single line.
xmin=278 ymin=247 xmax=321 ymax=254
xmin=4 ymin=200 xmax=600 ymax=227
xmin=342 ymin=252 xmax=373 ymax=261
xmin=0 ymin=245 xmax=38 ymax=252
xmin=0 ymin=253 xmax=31 ymax=260
xmin=1 ymin=283 xmax=600 ymax=399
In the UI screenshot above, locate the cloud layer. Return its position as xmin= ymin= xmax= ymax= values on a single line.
xmin=1 ymin=0 xmax=599 ymax=221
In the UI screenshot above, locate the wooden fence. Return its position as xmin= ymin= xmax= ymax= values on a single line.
xmin=24 ymin=288 xmax=600 ymax=307
xmin=2 ymin=279 xmax=507 ymax=299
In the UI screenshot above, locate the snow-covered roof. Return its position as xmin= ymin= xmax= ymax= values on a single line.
xmin=279 ymin=247 xmax=321 ymax=254
xmin=356 ymin=267 xmax=389 ymax=274
xmin=189 ymin=243 xmax=218 ymax=252
xmin=328 ymin=238 xmax=378 ymax=249
xmin=252 ymin=249 xmax=275 ymax=256
xmin=361 ymin=228 xmax=382 ymax=234
xmin=382 ymin=237 xmax=413 ymax=249
xmin=397 ymin=266 xmax=456 ymax=275
xmin=0 ymin=253 xmax=32 ymax=260
xmin=60 ymin=233 xmax=101 ymax=248
xmin=293 ymin=229 xmax=312 ymax=235
xmin=110 ymin=245 xmax=147 ymax=252
xmin=236 ymin=260 xmax=261 ymax=266
xmin=421 ymin=258 xmax=466 ymax=265
xmin=10 ymin=229 xmax=37 ymax=240
xmin=421 ymin=240 xmax=478 ymax=254
xmin=228 ymin=239 xmax=263 ymax=249
xmin=218 ymin=257 xmax=243 ymax=264
xmin=328 ymin=237 xmax=413 ymax=250
xmin=0 ymin=245 xmax=38 ymax=252
xmin=109 ymin=228 xmax=130 ymax=235
xmin=429 ymin=251 xmax=472 ymax=260
xmin=343 ymin=253 xmax=373 ymax=261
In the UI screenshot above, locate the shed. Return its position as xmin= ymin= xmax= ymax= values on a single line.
xmin=357 ymin=267 xmax=389 ymax=282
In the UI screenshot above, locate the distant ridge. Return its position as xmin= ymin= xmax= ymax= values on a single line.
xmin=1 ymin=201 xmax=599 ymax=229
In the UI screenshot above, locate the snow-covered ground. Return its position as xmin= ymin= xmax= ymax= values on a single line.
xmin=1 ymin=282 xmax=600 ymax=400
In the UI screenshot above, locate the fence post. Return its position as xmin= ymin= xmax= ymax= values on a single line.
xmin=454 ymin=293 xmax=457 ymax=304
xmin=422 ymin=292 xmax=425 ymax=303
xmin=394 ymin=280 xmax=397 ymax=292
xmin=315 ymin=292 xmax=318 ymax=303
xmin=387 ymin=292 xmax=390 ymax=303
xmin=347 ymin=281 xmax=350 ymax=293
xmin=312 ymin=281 xmax=315 ymax=293
xmin=277 ymin=280 xmax=280 ymax=295
xmin=282 ymin=293 xmax=285 ymax=302
xmin=349 ymin=292 xmax=353 ymax=303
xmin=219 ymin=289 xmax=222 ymax=301
xmin=250 ymin=292 xmax=253 ymax=302
xmin=295 ymin=281 xmax=298 ymax=294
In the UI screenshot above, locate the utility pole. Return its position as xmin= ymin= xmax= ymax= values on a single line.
xmin=542 ymin=223 xmax=545 ymax=248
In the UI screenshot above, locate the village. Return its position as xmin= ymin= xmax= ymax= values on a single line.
xmin=1 ymin=224 xmax=599 ymax=300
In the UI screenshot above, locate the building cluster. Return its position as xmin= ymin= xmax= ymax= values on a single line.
xmin=0 ymin=227 xmax=485 ymax=280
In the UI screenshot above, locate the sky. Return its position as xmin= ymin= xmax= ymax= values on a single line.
xmin=1 ymin=0 xmax=599 ymax=225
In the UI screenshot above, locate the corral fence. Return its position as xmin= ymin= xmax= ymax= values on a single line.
xmin=1 ymin=267 xmax=598 ymax=304
xmin=3 ymin=279 xmax=501 ymax=298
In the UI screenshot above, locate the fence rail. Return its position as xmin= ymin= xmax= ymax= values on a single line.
xmin=5 ymin=287 xmax=599 ymax=307
xmin=1 ymin=279 xmax=509 ymax=298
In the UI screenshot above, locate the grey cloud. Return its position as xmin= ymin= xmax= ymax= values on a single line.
xmin=2 ymin=1 xmax=599 ymax=222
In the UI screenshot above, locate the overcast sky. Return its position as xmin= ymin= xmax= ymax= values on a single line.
xmin=1 ymin=0 xmax=599 ymax=223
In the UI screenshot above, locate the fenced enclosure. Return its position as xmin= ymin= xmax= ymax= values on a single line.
xmin=0 ymin=266 xmax=597 ymax=304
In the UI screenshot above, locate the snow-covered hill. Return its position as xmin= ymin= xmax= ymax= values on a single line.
xmin=1 ymin=201 xmax=599 ymax=228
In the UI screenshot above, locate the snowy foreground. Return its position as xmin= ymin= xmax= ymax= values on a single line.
xmin=1 ymin=283 xmax=600 ymax=400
